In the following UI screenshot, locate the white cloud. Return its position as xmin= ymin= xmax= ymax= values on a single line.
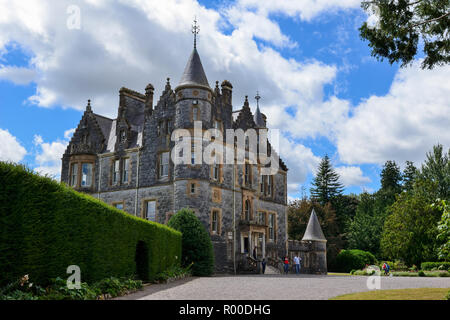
xmin=0 ymin=65 xmax=36 ymax=85
xmin=337 ymin=62 xmax=450 ymax=166
xmin=0 ymin=128 xmax=27 ymax=162
xmin=33 ymin=132 xmax=72 ymax=178
xmin=335 ymin=166 xmax=371 ymax=187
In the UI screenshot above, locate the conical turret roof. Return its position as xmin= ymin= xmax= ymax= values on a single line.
xmin=254 ymin=105 xmax=265 ymax=128
xmin=302 ymin=209 xmax=326 ymax=241
xmin=178 ymin=48 xmax=210 ymax=88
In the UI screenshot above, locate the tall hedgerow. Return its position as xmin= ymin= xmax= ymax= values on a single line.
xmin=168 ymin=208 xmax=214 ymax=276
xmin=0 ymin=162 xmax=181 ymax=286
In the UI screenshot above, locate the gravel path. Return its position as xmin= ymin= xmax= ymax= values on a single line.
xmin=117 ymin=274 xmax=450 ymax=300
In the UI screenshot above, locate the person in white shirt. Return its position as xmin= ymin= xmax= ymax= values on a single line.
xmin=294 ymin=255 xmax=301 ymax=274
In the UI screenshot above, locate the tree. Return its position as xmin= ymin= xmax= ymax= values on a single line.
xmin=380 ymin=180 xmax=442 ymax=266
xmin=310 ymin=155 xmax=344 ymax=205
xmin=348 ymin=192 xmax=383 ymax=254
xmin=168 ymin=208 xmax=215 ymax=276
xmin=403 ymin=160 xmax=418 ymax=192
xmin=360 ymin=0 xmax=450 ymax=69
xmin=377 ymin=160 xmax=403 ymax=208
xmin=434 ymin=200 xmax=450 ymax=261
xmin=420 ymin=144 xmax=450 ymax=200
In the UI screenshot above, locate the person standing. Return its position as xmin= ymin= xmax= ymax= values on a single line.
xmin=283 ymin=256 xmax=290 ymax=274
xmin=261 ymin=258 xmax=267 ymax=274
xmin=294 ymin=255 xmax=301 ymax=274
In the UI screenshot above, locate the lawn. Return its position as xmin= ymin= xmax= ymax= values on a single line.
xmin=331 ymin=288 xmax=450 ymax=300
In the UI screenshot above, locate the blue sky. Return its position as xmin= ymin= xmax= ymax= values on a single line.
xmin=0 ymin=0 xmax=448 ymax=200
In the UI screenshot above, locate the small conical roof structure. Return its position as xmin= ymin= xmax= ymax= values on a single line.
xmin=302 ymin=209 xmax=326 ymax=241
xmin=178 ymin=48 xmax=210 ymax=88
xmin=254 ymin=105 xmax=265 ymax=128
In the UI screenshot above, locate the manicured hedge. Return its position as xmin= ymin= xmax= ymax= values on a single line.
xmin=421 ymin=262 xmax=450 ymax=271
xmin=0 ymin=162 xmax=181 ymax=286
xmin=335 ymin=249 xmax=377 ymax=273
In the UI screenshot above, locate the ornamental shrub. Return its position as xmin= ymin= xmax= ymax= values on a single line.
xmin=334 ymin=249 xmax=377 ymax=273
xmin=0 ymin=162 xmax=181 ymax=286
xmin=420 ymin=262 xmax=450 ymax=271
xmin=168 ymin=208 xmax=214 ymax=276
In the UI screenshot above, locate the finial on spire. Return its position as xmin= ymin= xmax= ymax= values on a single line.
xmin=192 ymin=17 xmax=200 ymax=49
xmin=86 ymin=99 xmax=92 ymax=112
xmin=255 ymin=91 xmax=261 ymax=108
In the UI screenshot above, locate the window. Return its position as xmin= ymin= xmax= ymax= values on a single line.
xmin=211 ymin=210 xmax=219 ymax=234
xmin=81 ymin=163 xmax=93 ymax=187
xmin=244 ymin=200 xmax=251 ymax=221
xmin=120 ymin=130 xmax=126 ymax=142
xmin=114 ymin=202 xmax=124 ymax=210
xmin=191 ymin=141 xmax=197 ymax=165
xmin=267 ymin=176 xmax=272 ymax=196
xmin=213 ymin=164 xmax=219 ymax=181
xmin=214 ymin=120 xmax=222 ymax=131
xmin=113 ymin=160 xmax=120 ymax=185
xmin=122 ymin=158 xmax=130 ymax=183
xmin=244 ymin=164 xmax=251 ymax=186
xmin=268 ymin=213 xmax=275 ymax=241
xmin=190 ymin=183 xmax=196 ymax=194
xmin=71 ymin=163 xmax=78 ymax=187
xmin=145 ymin=201 xmax=156 ymax=221
xmin=159 ymin=152 xmax=169 ymax=177
xmin=166 ymin=119 xmax=172 ymax=135
xmin=260 ymin=175 xmax=266 ymax=193
xmin=257 ymin=212 xmax=266 ymax=225
xmin=157 ymin=121 xmax=163 ymax=136
xmin=192 ymin=106 xmax=199 ymax=121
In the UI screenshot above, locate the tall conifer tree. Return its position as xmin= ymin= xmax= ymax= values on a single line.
xmin=310 ymin=155 xmax=344 ymax=205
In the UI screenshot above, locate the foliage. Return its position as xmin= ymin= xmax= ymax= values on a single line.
xmin=310 ymin=155 xmax=344 ymax=206
xmin=334 ymin=249 xmax=377 ymax=273
xmin=421 ymin=261 xmax=450 ymax=271
xmin=434 ymin=200 xmax=450 ymax=260
xmin=168 ymin=208 xmax=214 ymax=276
xmin=0 ymin=275 xmax=142 ymax=300
xmin=420 ymin=144 xmax=450 ymax=200
xmin=288 ymin=199 xmax=344 ymax=270
xmin=155 ymin=264 xmax=193 ymax=283
xmin=331 ymin=194 xmax=360 ymax=242
xmin=403 ymin=161 xmax=418 ymax=193
xmin=0 ymin=162 xmax=181 ymax=286
xmin=380 ymin=180 xmax=442 ymax=266
xmin=359 ymin=0 xmax=450 ymax=69
xmin=446 ymin=290 xmax=450 ymax=300
xmin=348 ymin=192 xmax=383 ymax=254
xmin=380 ymin=160 xmax=403 ymax=204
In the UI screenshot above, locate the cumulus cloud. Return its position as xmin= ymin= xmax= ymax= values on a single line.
xmin=335 ymin=166 xmax=371 ymax=187
xmin=33 ymin=131 xmax=73 ymax=178
xmin=0 ymin=65 xmax=36 ymax=85
xmin=0 ymin=128 xmax=27 ymax=162
xmin=337 ymin=62 xmax=450 ymax=166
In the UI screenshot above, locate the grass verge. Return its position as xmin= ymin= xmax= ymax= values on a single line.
xmin=331 ymin=288 xmax=450 ymax=300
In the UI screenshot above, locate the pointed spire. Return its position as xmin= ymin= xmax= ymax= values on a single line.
xmin=254 ymin=91 xmax=265 ymax=128
xmin=178 ymin=48 xmax=210 ymax=88
xmin=302 ymin=209 xmax=327 ymax=241
xmin=165 ymin=78 xmax=171 ymax=91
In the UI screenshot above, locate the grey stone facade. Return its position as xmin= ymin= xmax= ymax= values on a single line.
xmin=61 ymin=46 xmax=326 ymax=274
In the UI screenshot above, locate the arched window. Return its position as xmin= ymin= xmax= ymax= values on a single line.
xmin=244 ymin=199 xmax=251 ymax=221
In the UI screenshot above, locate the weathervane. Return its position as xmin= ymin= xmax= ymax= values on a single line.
xmin=192 ymin=17 xmax=200 ymax=49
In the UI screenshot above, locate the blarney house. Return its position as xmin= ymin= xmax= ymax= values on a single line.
xmin=61 ymin=37 xmax=327 ymax=274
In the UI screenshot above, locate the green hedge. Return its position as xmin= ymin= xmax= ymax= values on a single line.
xmin=0 ymin=162 xmax=181 ymax=286
xmin=335 ymin=249 xmax=377 ymax=273
xmin=421 ymin=262 xmax=450 ymax=271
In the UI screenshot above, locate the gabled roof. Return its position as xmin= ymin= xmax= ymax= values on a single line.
xmin=178 ymin=48 xmax=210 ymax=88
xmin=302 ymin=209 xmax=326 ymax=241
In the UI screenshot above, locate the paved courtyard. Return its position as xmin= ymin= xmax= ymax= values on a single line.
xmin=117 ymin=274 xmax=450 ymax=300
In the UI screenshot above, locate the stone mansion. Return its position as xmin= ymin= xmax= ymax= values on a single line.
xmin=61 ymin=42 xmax=327 ymax=274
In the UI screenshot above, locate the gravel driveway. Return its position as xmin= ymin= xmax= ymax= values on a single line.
xmin=117 ymin=274 xmax=450 ymax=300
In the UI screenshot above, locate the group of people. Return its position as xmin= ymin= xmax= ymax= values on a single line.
xmin=252 ymin=248 xmax=303 ymax=275
xmin=282 ymin=255 xmax=302 ymax=274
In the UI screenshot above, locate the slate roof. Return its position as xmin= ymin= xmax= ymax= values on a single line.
xmin=253 ymin=105 xmax=265 ymax=128
xmin=178 ymin=48 xmax=210 ymax=88
xmin=93 ymin=114 xmax=113 ymax=141
xmin=302 ymin=209 xmax=326 ymax=241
